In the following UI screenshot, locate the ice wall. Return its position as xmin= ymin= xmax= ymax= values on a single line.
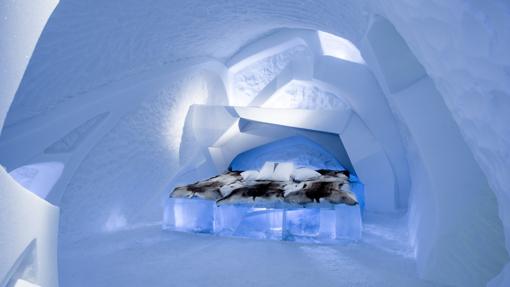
xmin=371 ymin=1 xmax=510 ymax=285
xmin=361 ymin=13 xmax=508 ymax=286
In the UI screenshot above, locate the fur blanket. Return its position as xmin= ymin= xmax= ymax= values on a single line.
xmin=171 ymin=170 xmax=358 ymax=206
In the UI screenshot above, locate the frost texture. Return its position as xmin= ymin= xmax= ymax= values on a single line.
xmin=231 ymin=46 xmax=308 ymax=106
xmin=6 ymin=0 xmax=367 ymax=124
xmin=264 ymin=81 xmax=350 ymax=110
xmin=59 ymin=73 xmax=209 ymax=238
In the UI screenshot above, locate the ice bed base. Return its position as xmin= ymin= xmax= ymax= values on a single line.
xmin=163 ymin=198 xmax=362 ymax=242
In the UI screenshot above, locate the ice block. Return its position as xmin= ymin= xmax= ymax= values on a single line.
xmin=163 ymin=198 xmax=362 ymax=242
xmin=335 ymin=204 xmax=362 ymax=241
xmin=214 ymin=204 xmax=251 ymax=236
xmin=215 ymin=204 xmax=283 ymax=240
xmin=163 ymin=198 xmax=215 ymax=233
xmin=283 ymin=207 xmax=320 ymax=241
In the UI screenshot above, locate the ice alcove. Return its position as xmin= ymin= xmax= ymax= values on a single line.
xmin=164 ymin=135 xmax=365 ymax=242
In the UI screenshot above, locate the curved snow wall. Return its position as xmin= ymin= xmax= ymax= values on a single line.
xmin=0 ymin=0 xmax=60 ymax=286
xmin=362 ymin=14 xmax=509 ymax=286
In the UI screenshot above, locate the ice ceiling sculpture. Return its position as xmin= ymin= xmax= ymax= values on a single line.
xmin=1 ymin=1 xmax=509 ymax=287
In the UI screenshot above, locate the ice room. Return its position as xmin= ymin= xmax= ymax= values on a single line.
xmin=1 ymin=1 xmax=510 ymax=287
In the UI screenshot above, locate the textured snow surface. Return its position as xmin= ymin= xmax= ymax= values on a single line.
xmin=263 ymin=80 xmax=351 ymax=110
xmin=59 ymin=213 xmax=441 ymax=287
xmin=6 ymin=0 xmax=368 ymax=124
xmin=231 ymin=46 xmax=309 ymax=106
xmin=59 ymin=72 xmax=209 ymax=238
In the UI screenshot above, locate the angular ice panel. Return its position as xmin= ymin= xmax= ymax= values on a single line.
xmin=335 ymin=204 xmax=362 ymax=241
xmin=283 ymin=208 xmax=320 ymax=241
xmin=163 ymin=198 xmax=215 ymax=233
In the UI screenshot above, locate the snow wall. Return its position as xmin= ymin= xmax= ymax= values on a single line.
xmin=0 ymin=1 xmax=509 ymax=286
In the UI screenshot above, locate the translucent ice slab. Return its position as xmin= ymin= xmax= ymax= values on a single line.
xmin=163 ymin=198 xmax=215 ymax=233
xmin=163 ymin=198 xmax=362 ymax=242
xmin=335 ymin=204 xmax=362 ymax=241
xmin=283 ymin=207 xmax=321 ymax=241
xmin=282 ymin=205 xmax=360 ymax=242
xmin=215 ymin=204 xmax=283 ymax=240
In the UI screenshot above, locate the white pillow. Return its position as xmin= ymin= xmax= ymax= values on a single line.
xmin=292 ymin=167 xmax=321 ymax=181
xmin=241 ymin=170 xmax=259 ymax=181
xmin=272 ymin=162 xmax=294 ymax=181
xmin=257 ymin=162 xmax=276 ymax=180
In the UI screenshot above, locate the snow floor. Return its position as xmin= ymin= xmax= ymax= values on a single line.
xmin=59 ymin=212 xmax=443 ymax=287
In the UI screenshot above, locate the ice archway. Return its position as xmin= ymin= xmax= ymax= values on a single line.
xmin=1 ymin=1 xmax=510 ymax=287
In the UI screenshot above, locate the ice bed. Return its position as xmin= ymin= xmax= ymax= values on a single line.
xmin=163 ymin=162 xmax=364 ymax=242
